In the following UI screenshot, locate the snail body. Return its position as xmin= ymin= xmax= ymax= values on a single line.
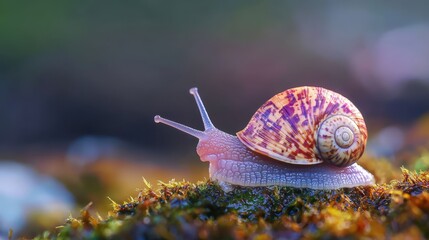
xmin=154 ymin=87 xmax=374 ymax=190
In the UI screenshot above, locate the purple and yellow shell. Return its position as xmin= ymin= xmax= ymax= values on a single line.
xmin=236 ymin=86 xmax=367 ymax=167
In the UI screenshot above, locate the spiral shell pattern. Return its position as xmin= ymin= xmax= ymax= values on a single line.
xmin=236 ymin=86 xmax=367 ymax=167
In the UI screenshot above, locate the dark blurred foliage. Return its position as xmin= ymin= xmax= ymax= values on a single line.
xmin=1 ymin=0 xmax=429 ymax=237
xmin=0 ymin=1 xmax=428 ymax=152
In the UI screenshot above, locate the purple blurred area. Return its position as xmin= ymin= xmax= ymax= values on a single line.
xmin=1 ymin=0 xmax=429 ymax=237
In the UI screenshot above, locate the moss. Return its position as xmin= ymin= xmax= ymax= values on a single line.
xmin=31 ymin=168 xmax=429 ymax=240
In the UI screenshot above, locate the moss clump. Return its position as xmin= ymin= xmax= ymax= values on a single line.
xmin=34 ymin=168 xmax=429 ymax=239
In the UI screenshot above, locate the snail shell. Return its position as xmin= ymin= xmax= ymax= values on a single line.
xmin=236 ymin=86 xmax=367 ymax=167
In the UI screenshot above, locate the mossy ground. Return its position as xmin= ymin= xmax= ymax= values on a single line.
xmin=31 ymin=167 xmax=429 ymax=240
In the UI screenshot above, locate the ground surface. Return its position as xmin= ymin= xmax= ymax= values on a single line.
xmin=31 ymin=165 xmax=429 ymax=240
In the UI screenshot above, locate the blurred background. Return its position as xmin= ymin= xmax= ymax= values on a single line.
xmin=1 ymin=0 xmax=429 ymax=237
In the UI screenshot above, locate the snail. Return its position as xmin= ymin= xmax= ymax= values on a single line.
xmin=154 ymin=86 xmax=374 ymax=190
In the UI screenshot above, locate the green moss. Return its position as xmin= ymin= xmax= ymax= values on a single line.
xmin=33 ymin=168 xmax=429 ymax=240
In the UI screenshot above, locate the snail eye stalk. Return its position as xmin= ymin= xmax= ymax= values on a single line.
xmin=189 ymin=87 xmax=215 ymax=130
xmin=154 ymin=115 xmax=205 ymax=139
xmin=154 ymin=87 xmax=215 ymax=139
